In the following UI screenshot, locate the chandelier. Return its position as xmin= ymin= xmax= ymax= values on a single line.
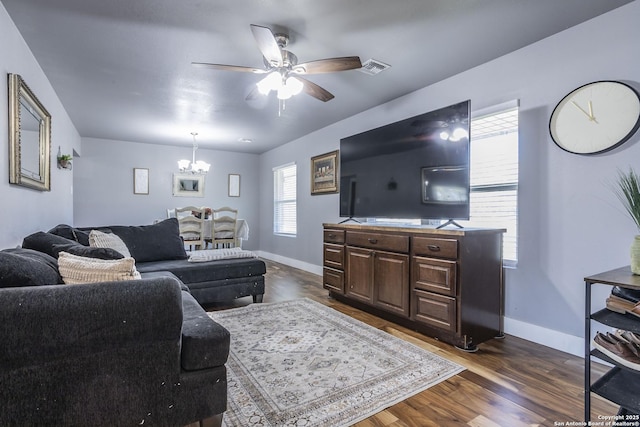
xmin=178 ymin=132 xmax=210 ymax=174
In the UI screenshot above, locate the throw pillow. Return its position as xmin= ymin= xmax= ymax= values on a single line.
xmin=47 ymin=224 xmax=91 ymax=246
xmin=0 ymin=248 xmax=62 ymax=288
xmin=89 ymin=230 xmax=132 ymax=258
xmin=52 ymin=243 xmax=124 ymax=260
xmin=22 ymin=231 xmax=81 ymax=258
xmin=58 ymin=252 xmax=141 ymax=285
xmin=108 ymin=218 xmax=187 ymax=263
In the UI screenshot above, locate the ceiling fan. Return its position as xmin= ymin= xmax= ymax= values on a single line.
xmin=192 ymin=24 xmax=362 ymax=103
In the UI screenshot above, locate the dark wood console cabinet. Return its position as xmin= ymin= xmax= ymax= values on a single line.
xmin=322 ymin=223 xmax=505 ymax=350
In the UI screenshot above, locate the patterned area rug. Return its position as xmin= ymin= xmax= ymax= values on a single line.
xmin=208 ymin=298 xmax=464 ymax=427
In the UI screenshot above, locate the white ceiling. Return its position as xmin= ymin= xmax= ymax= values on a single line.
xmin=2 ymin=0 xmax=633 ymax=153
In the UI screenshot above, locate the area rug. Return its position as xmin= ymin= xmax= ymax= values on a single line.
xmin=208 ymin=298 xmax=464 ymax=426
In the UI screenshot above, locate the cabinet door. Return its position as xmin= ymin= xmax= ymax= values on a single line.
xmin=374 ymin=251 xmax=410 ymax=316
xmin=346 ymin=247 xmax=374 ymax=303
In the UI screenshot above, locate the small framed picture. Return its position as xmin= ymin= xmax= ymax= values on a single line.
xmin=228 ymin=174 xmax=240 ymax=197
xmin=133 ymin=168 xmax=149 ymax=195
xmin=311 ymin=150 xmax=339 ymax=195
xmin=173 ymin=173 xmax=205 ymax=197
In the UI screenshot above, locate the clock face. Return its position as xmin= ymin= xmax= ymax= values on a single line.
xmin=549 ymin=81 xmax=640 ymax=155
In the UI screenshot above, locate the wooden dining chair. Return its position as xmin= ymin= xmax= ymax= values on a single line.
xmin=210 ymin=207 xmax=238 ymax=248
xmin=175 ymin=206 xmax=206 ymax=251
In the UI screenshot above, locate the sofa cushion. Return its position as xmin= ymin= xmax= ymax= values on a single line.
xmin=0 ymin=248 xmax=62 ymax=288
xmin=48 ymin=224 xmax=92 ymax=246
xmin=136 ymin=257 xmax=266 ymax=283
xmin=22 ymin=231 xmax=80 ymax=258
xmin=108 ymin=218 xmax=187 ymax=263
xmin=58 ymin=252 xmax=141 ymax=284
xmin=181 ymin=291 xmax=230 ymax=370
xmin=52 ymin=243 xmax=125 ymax=260
xmin=89 ymin=230 xmax=132 ymax=258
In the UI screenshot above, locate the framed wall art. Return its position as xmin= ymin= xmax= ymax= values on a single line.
xmin=133 ymin=168 xmax=149 ymax=195
xmin=173 ymin=173 xmax=205 ymax=197
xmin=311 ymin=150 xmax=339 ymax=195
xmin=228 ymin=173 xmax=240 ymax=197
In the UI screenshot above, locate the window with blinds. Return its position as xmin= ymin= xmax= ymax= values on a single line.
xmin=460 ymin=104 xmax=519 ymax=265
xmin=273 ymin=163 xmax=297 ymax=236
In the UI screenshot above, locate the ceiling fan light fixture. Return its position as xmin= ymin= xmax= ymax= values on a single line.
xmin=286 ymin=76 xmax=303 ymax=95
xmin=257 ymin=71 xmax=282 ymax=95
xmin=277 ymin=85 xmax=293 ymax=100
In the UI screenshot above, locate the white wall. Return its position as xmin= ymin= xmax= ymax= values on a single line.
xmin=258 ymin=1 xmax=640 ymax=354
xmin=0 ymin=2 xmax=80 ymax=248
xmin=73 ymin=137 xmax=261 ymax=250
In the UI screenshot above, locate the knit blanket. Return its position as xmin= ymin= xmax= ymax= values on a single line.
xmin=187 ymin=247 xmax=257 ymax=263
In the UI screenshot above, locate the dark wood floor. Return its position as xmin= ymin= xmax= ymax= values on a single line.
xmin=205 ymin=259 xmax=618 ymax=427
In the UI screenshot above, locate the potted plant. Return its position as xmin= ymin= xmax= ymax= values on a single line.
xmin=613 ymin=168 xmax=640 ymax=274
xmin=57 ymin=153 xmax=72 ymax=169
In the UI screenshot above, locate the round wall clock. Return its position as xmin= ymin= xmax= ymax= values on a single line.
xmin=549 ymin=80 xmax=640 ymax=155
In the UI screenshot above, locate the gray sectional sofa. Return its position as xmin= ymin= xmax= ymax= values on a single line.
xmin=52 ymin=218 xmax=267 ymax=305
xmin=0 ymin=218 xmax=267 ymax=426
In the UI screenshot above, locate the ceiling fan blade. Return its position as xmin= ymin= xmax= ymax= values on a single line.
xmin=292 ymin=56 xmax=362 ymax=74
xmin=192 ymin=62 xmax=266 ymax=73
xmin=250 ymin=24 xmax=283 ymax=67
xmin=296 ymin=77 xmax=335 ymax=102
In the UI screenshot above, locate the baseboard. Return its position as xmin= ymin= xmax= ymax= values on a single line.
xmin=257 ymin=252 xmax=585 ymax=357
xmin=503 ymin=317 xmax=584 ymax=357
xmin=256 ymin=251 xmax=323 ymax=276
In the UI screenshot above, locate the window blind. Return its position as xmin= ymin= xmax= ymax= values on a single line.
xmin=273 ymin=163 xmax=297 ymax=236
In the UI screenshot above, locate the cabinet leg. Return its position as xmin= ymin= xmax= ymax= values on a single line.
xmin=455 ymin=344 xmax=478 ymax=353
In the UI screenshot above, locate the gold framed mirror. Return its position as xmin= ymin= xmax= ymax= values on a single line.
xmin=8 ymin=73 xmax=51 ymax=191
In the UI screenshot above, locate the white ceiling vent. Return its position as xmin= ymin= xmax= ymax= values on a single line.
xmin=358 ymin=59 xmax=391 ymax=75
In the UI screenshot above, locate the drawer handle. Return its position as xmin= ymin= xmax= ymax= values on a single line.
xmin=368 ymin=238 xmax=378 ymax=244
xmin=427 ymin=245 xmax=441 ymax=252
xmin=328 ymin=234 xmax=336 ymax=238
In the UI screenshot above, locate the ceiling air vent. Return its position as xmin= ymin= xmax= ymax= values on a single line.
xmin=358 ymin=59 xmax=391 ymax=75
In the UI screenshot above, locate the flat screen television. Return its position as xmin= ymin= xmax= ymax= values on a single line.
xmin=339 ymin=100 xmax=470 ymax=221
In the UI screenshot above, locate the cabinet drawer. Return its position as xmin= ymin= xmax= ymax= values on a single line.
xmin=323 ymin=243 xmax=344 ymax=270
xmin=323 ymin=267 xmax=344 ymax=293
xmin=412 ymin=256 xmax=457 ymax=296
xmin=413 ymin=237 xmax=458 ymax=259
xmin=346 ymin=231 xmax=409 ymax=253
xmin=324 ymin=229 xmax=345 ymax=244
xmin=412 ymin=289 xmax=457 ymax=333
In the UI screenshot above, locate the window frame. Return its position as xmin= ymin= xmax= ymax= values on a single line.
xmin=273 ymin=162 xmax=297 ymax=237
xmin=463 ymin=100 xmax=519 ymax=267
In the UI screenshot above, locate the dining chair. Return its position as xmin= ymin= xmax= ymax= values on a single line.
xmin=210 ymin=207 xmax=238 ymax=248
xmin=175 ymin=206 xmax=206 ymax=251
